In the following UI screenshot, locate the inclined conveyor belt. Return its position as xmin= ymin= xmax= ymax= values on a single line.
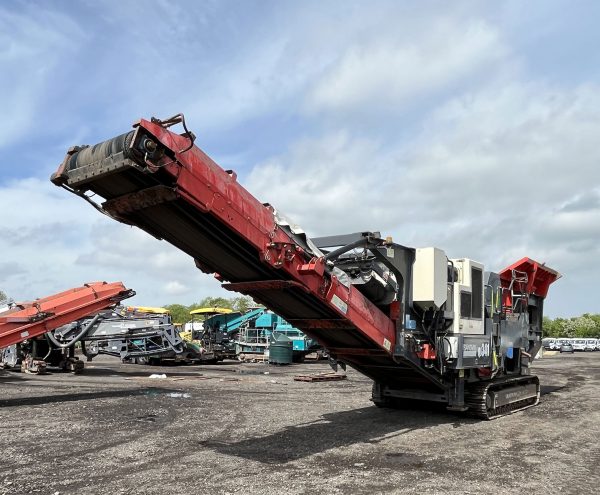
xmin=51 ymin=118 xmax=444 ymax=391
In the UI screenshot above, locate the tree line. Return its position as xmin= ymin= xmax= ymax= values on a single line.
xmin=164 ymin=296 xmax=257 ymax=324
xmin=543 ymin=314 xmax=600 ymax=338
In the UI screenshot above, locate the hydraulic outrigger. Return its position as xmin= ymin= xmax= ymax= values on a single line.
xmin=51 ymin=114 xmax=560 ymax=418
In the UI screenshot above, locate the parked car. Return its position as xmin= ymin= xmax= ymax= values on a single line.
xmin=560 ymin=342 xmax=575 ymax=353
xmin=585 ymin=338 xmax=599 ymax=351
xmin=572 ymin=339 xmax=587 ymax=351
xmin=542 ymin=338 xmax=558 ymax=350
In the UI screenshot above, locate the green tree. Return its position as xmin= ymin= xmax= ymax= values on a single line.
xmin=197 ymin=296 xmax=234 ymax=309
xmin=571 ymin=316 xmax=596 ymax=338
xmin=542 ymin=316 xmax=558 ymax=337
xmin=543 ymin=314 xmax=600 ymax=338
xmin=164 ymin=295 xmax=262 ymax=324
xmin=231 ymin=296 xmax=256 ymax=312
xmin=163 ymin=304 xmax=191 ymax=325
xmin=588 ymin=314 xmax=600 ymax=328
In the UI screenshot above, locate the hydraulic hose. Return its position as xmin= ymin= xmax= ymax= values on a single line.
xmin=46 ymin=314 xmax=102 ymax=348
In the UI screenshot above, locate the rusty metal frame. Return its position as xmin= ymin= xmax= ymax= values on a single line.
xmin=0 ymin=282 xmax=134 ymax=348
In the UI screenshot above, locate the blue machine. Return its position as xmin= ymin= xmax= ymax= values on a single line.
xmin=204 ymin=308 xmax=266 ymax=334
xmin=253 ymin=312 xmax=320 ymax=360
xmin=204 ymin=309 xmax=320 ymax=361
xmin=201 ymin=308 xmax=267 ymax=359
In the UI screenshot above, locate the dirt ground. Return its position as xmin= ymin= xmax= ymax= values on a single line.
xmin=0 ymin=352 xmax=598 ymax=495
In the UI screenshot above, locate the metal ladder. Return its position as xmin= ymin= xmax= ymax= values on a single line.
xmin=508 ymin=269 xmax=529 ymax=314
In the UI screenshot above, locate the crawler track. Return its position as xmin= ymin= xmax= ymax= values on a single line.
xmin=465 ymin=375 xmax=540 ymax=420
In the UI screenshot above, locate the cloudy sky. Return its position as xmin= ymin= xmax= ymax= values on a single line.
xmin=1 ymin=0 xmax=599 ymax=317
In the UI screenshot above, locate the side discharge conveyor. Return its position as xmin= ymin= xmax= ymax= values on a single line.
xmin=51 ymin=114 xmax=560 ymax=418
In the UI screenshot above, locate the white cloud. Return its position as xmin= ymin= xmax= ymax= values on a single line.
xmin=164 ymin=281 xmax=189 ymax=296
xmin=0 ymin=178 xmax=226 ymax=306
xmin=24 ymin=2 xmax=503 ymax=139
xmin=245 ymin=82 xmax=600 ymax=316
xmin=306 ymin=19 xmax=508 ymax=115
xmin=0 ymin=6 xmax=85 ymax=148
xmin=401 ymin=83 xmax=600 ymax=209
xmin=1 ymin=0 xmax=598 ymax=320
xmin=246 ymin=132 xmax=393 ymax=235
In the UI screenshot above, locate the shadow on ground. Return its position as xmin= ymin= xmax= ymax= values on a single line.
xmin=0 ymin=364 xmax=236 ymax=380
xmin=540 ymin=384 xmax=566 ymax=395
xmin=0 ymin=387 xmax=182 ymax=407
xmin=80 ymin=367 xmax=216 ymax=378
xmin=199 ymin=405 xmax=472 ymax=464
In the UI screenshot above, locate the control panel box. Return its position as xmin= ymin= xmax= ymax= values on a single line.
xmin=412 ymin=247 xmax=448 ymax=310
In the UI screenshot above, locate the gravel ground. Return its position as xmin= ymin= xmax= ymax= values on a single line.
xmin=0 ymin=352 xmax=598 ymax=495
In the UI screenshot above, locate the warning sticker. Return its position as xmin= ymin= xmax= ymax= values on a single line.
xmin=383 ymin=338 xmax=392 ymax=351
xmin=331 ymin=294 xmax=348 ymax=314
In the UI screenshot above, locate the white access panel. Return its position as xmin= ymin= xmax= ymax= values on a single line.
xmin=450 ymin=258 xmax=485 ymax=335
xmin=412 ymin=247 xmax=448 ymax=310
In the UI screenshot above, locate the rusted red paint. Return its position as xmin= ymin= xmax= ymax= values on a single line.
xmin=499 ymin=257 xmax=561 ymax=299
xmin=133 ymin=119 xmax=397 ymax=353
xmin=0 ymin=282 xmax=133 ymax=348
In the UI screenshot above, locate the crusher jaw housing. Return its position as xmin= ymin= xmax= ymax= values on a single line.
xmin=51 ymin=114 xmax=560 ymax=418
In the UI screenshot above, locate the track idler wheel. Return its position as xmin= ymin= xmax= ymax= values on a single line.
xmin=62 ymin=357 xmax=85 ymax=374
xmin=371 ymin=382 xmax=397 ymax=408
xmin=21 ymin=355 xmax=47 ymax=374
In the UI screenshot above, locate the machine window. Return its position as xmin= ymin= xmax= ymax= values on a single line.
xmin=460 ymin=291 xmax=471 ymax=319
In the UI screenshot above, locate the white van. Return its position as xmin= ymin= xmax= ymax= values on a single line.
xmin=572 ymin=339 xmax=587 ymax=351
xmin=584 ymin=338 xmax=598 ymax=351
xmin=542 ymin=338 xmax=557 ymax=350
